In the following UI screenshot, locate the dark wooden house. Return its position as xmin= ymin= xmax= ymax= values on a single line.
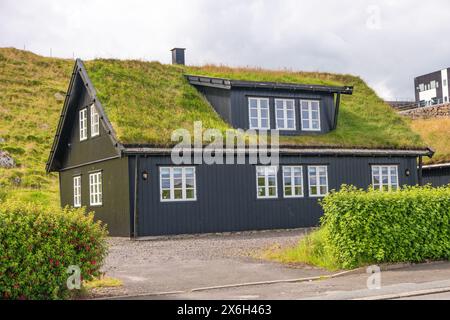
xmin=46 ymin=49 xmax=433 ymax=237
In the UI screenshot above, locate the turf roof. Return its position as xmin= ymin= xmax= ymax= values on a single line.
xmin=84 ymin=59 xmax=425 ymax=150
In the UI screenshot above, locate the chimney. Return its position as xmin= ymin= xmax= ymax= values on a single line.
xmin=171 ymin=48 xmax=186 ymax=65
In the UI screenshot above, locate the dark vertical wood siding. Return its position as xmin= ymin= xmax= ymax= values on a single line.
xmin=59 ymin=157 xmax=131 ymax=237
xmin=132 ymin=154 xmax=418 ymax=236
xmin=422 ymin=167 xmax=450 ymax=186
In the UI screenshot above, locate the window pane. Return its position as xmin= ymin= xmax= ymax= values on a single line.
xmin=287 ymin=120 xmax=294 ymax=128
xmin=302 ymin=111 xmax=309 ymax=119
xmin=250 ymin=109 xmax=258 ymax=117
xmin=302 ymin=120 xmax=310 ymax=129
xmin=260 ymin=99 xmax=268 ymax=108
xmin=161 ymin=178 xmax=170 ymax=189
xmin=251 ymin=119 xmax=258 ymax=128
xmin=249 ymin=99 xmax=257 ymax=108
xmin=174 ymin=189 xmax=183 ymax=199
xmin=320 ymin=186 xmax=327 ymax=195
xmin=268 ymin=176 xmax=276 ymax=186
xmin=186 ymin=189 xmax=195 ymax=199
xmin=285 ymin=186 xmax=292 ymax=196
xmin=258 ymin=187 xmax=265 ymax=197
xmin=295 ymin=186 xmax=302 ymax=195
xmin=185 ymin=178 xmax=195 ymax=189
xmin=277 ymin=120 xmax=284 ymax=128
xmin=268 ymin=187 xmax=276 ymax=196
xmin=286 ymin=109 xmax=294 ymax=118
xmin=310 ymin=186 xmax=318 ymax=195
xmin=258 ymin=177 xmax=265 ymax=187
xmin=160 ymin=168 xmax=170 ymax=178
xmin=260 ymin=108 xmax=268 ymax=118
xmin=261 ymin=119 xmax=268 ymax=128
xmin=312 ymin=120 xmax=320 ymax=129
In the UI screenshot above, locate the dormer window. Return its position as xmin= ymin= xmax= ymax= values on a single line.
xmin=79 ymin=108 xmax=87 ymax=141
xmin=90 ymin=104 xmax=100 ymax=137
xmin=248 ymin=97 xmax=270 ymax=130
xmin=275 ymin=99 xmax=296 ymax=130
xmin=301 ymin=100 xmax=321 ymax=131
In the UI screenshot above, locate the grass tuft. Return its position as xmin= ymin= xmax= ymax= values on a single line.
xmin=262 ymin=228 xmax=340 ymax=271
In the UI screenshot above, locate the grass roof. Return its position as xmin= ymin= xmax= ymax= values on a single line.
xmin=85 ymin=60 xmax=425 ymax=150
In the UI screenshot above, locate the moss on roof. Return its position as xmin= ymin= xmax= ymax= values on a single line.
xmin=84 ymin=60 xmax=425 ymax=149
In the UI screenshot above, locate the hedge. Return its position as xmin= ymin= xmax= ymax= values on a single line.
xmin=321 ymin=185 xmax=450 ymax=269
xmin=0 ymin=200 xmax=108 ymax=299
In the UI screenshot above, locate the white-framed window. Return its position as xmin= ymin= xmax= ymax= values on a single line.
xmin=160 ymin=167 xmax=196 ymax=202
xmin=372 ymin=165 xmax=399 ymax=191
xmin=89 ymin=172 xmax=102 ymax=206
xmin=275 ymin=99 xmax=296 ymax=130
xmin=283 ymin=166 xmax=303 ymax=198
xmin=256 ymin=166 xmax=278 ymax=199
xmin=73 ymin=176 xmax=81 ymax=208
xmin=79 ymin=108 xmax=88 ymax=141
xmin=308 ymin=166 xmax=328 ymax=197
xmin=300 ymin=100 xmax=321 ymax=131
xmin=248 ymin=97 xmax=270 ymax=130
xmin=90 ymin=104 xmax=99 ymax=137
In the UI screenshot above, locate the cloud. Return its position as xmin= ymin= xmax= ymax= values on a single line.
xmin=1 ymin=0 xmax=450 ymax=99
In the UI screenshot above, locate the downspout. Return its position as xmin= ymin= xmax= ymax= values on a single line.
xmin=133 ymin=155 xmax=139 ymax=239
xmin=418 ymin=155 xmax=423 ymax=186
xmin=333 ymin=93 xmax=341 ymax=129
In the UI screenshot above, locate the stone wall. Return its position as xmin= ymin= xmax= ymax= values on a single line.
xmin=399 ymin=103 xmax=450 ymax=119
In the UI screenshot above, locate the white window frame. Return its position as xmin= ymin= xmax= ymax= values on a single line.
xmin=371 ymin=165 xmax=399 ymax=192
xmin=248 ymin=97 xmax=270 ymax=130
xmin=73 ymin=176 xmax=81 ymax=208
xmin=79 ymin=108 xmax=88 ymax=141
xmin=160 ymin=167 xmax=197 ymax=202
xmin=256 ymin=166 xmax=278 ymax=199
xmin=300 ymin=100 xmax=321 ymax=131
xmin=282 ymin=166 xmax=304 ymax=198
xmin=89 ymin=172 xmax=103 ymax=206
xmin=275 ymin=98 xmax=296 ymax=130
xmin=90 ymin=104 xmax=100 ymax=137
xmin=308 ymin=166 xmax=328 ymax=197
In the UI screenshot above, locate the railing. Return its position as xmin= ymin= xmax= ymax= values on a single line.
xmin=394 ymin=98 xmax=445 ymax=112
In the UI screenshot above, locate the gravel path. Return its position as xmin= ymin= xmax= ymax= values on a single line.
xmin=95 ymin=228 xmax=327 ymax=298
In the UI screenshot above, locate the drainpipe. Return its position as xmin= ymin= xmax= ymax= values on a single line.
xmin=418 ymin=156 xmax=423 ymax=186
xmin=133 ymin=155 xmax=139 ymax=238
xmin=333 ymin=93 xmax=341 ymax=129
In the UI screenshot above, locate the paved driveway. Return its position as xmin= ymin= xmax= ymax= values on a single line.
xmin=99 ymin=229 xmax=331 ymax=297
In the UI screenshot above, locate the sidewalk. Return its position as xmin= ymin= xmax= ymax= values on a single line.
xmin=119 ymin=261 xmax=450 ymax=300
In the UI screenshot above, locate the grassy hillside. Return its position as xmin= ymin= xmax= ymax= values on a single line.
xmin=0 ymin=48 xmax=74 ymax=203
xmin=0 ymin=47 xmax=430 ymax=204
xmin=410 ymin=118 xmax=450 ymax=164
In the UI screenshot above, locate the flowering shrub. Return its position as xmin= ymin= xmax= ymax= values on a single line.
xmin=0 ymin=200 xmax=108 ymax=299
xmin=321 ymin=185 xmax=450 ymax=269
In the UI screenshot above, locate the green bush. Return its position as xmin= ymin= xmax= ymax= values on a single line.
xmin=0 ymin=200 xmax=108 ymax=299
xmin=321 ymin=185 xmax=450 ymax=269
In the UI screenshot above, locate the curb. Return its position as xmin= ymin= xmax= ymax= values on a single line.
xmin=355 ymin=286 xmax=450 ymax=300
xmin=92 ymin=268 xmax=359 ymax=300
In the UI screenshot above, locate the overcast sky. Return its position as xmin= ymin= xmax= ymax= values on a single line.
xmin=1 ymin=0 xmax=450 ymax=100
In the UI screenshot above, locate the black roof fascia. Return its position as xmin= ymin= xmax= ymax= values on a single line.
xmin=186 ymin=75 xmax=353 ymax=95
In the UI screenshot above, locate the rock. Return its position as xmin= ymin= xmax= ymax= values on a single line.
xmin=54 ymin=92 xmax=65 ymax=102
xmin=0 ymin=150 xmax=15 ymax=168
xmin=400 ymin=103 xmax=450 ymax=119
